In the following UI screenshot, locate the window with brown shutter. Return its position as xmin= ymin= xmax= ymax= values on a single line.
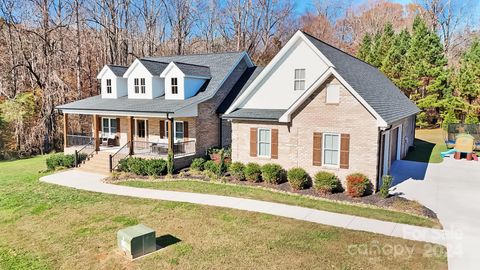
xmin=116 ymin=118 xmax=120 ymax=133
xmin=340 ymin=134 xmax=350 ymax=169
xmin=184 ymin=121 xmax=189 ymax=139
xmin=159 ymin=120 xmax=165 ymax=138
xmin=250 ymin=128 xmax=257 ymax=157
xmin=313 ymin=132 xmax=322 ymax=166
xmin=271 ymin=129 xmax=278 ymax=159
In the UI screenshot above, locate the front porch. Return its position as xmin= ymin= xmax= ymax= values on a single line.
xmin=62 ymin=113 xmax=197 ymax=171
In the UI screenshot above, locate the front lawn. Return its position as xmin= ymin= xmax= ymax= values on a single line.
xmin=0 ymin=156 xmax=447 ymax=269
xmin=118 ymin=179 xmax=440 ymax=228
xmin=405 ymin=129 xmax=447 ymax=163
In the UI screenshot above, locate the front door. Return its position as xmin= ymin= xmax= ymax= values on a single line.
xmin=135 ymin=119 xmax=148 ymax=149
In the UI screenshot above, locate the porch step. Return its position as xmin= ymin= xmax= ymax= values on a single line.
xmin=77 ymin=151 xmax=111 ymax=174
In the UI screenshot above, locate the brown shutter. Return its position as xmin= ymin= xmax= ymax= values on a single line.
xmin=160 ymin=120 xmax=165 ymax=138
xmin=340 ymin=134 xmax=350 ymax=169
xmin=116 ymin=118 xmax=120 ymax=133
xmin=313 ymin=132 xmax=322 ymax=166
xmin=184 ymin=121 xmax=189 ymax=139
xmin=271 ymin=129 xmax=278 ymax=159
xmin=146 ymin=120 xmax=149 ymax=138
xmin=250 ymin=128 xmax=257 ymax=157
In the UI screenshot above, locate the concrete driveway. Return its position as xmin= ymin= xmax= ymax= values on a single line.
xmin=392 ymin=158 xmax=480 ymax=270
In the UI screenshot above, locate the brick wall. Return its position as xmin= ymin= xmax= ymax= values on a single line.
xmin=231 ymin=76 xmax=381 ymax=189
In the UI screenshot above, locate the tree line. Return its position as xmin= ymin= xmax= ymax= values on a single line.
xmin=0 ymin=0 xmax=479 ymax=159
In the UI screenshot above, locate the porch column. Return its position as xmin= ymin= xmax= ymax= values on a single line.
xmin=63 ymin=113 xmax=68 ymax=148
xmin=128 ymin=116 xmax=134 ymax=155
xmin=167 ymin=118 xmax=174 ymax=155
xmin=93 ymin=114 xmax=100 ymax=151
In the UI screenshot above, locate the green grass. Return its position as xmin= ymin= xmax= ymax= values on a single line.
xmin=118 ymin=180 xmax=440 ymax=228
xmin=0 ymin=156 xmax=447 ymax=269
xmin=405 ymin=129 xmax=447 ymax=163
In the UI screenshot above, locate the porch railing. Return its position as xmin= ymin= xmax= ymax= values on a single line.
xmin=109 ymin=141 xmax=131 ymax=172
xmin=67 ymin=135 xmax=93 ymax=147
xmin=133 ymin=140 xmax=196 ymax=157
xmin=75 ymin=139 xmax=95 ymax=166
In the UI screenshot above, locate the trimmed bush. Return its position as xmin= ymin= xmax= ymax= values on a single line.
xmin=244 ymin=163 xmax=262 ymax=182
xmin=127 ymin=157 xmax=147 ymax=176
xmin=261 ymin=163 xmax=284 ymax=184
xmin=379 ymin=175 xmax=393 ymax=198
xmin=145 ymin=159 xmax=167 ymax=177
xmin=346 ymin=173 xmax=370 ymax=197
xmin=228 ymin=162 xmax=245 ymax=181
xmin=46 ymin=153 xmax=76 ymax=170
xmin=118 ymin=158 xmax=129 ymax=172
xmin=287 ymin=168 xmax=308 ymax=190
xmin=313 ymin=171 xmax=340 ymax=194
xmin=190 ymin=158 xmax=206 ymax=171
xmin=203 ymin=160 xmax=219 ymax=174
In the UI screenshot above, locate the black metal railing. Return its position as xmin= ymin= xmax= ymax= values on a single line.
xmin=74 ymin=139 xmax=95 ymax=166
xmin=109 ymin=141 xmax=131 ymax=172
xmin=132 ymin=140 xmax=196 ymax=157
xmin=67 ymin=135 xmax=93 ymax=147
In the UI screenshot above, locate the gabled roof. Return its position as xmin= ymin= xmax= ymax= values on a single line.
xmin=107 ymin=65 xmax=129 ymax=77
xmin=58 ymin=51 xmax=253 ymax=115
xmin=301 ymin=31 xmax=420 ymax=124
xmin=224 ymin=31 xmax=420 ymax=126
xmin=138 ymin=59 xmax=169 ymax=76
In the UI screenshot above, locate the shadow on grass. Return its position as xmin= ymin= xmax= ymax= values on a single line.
xmin=156 ymin=234 xmax=181 ymax=250
xmin=404 ymin=139 xmax=436 ymax=163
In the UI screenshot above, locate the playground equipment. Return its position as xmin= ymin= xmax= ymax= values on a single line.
xmin=442 ymin=125 xmax=479 ymax=161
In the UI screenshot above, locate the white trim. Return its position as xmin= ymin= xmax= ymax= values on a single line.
xmin=225 ymin=31 xmax=334 ymax=115
xmin=322 ymin=132 xmax=340 ymax=168
xmin=101 ymin=117 xmax=117 ymax=137
xmin=97 ymin=65 xmax=111 ymax=79
xmin=123 ymin=59 xmax=153 ymax=78
xmin=396 ymin=124 xmax=403 ymax=160
xmin=383 ymin=130 xmax=391 ymax=175
xmin=294 ymin=68 xmax=306 ymax=91
xmin=164 ymin=120 xmax=185 ymax=142
xmin=134 ymin=118 xmax=148 ymax=139
xmin=58 ymin=109 xmax=170 ymax=118
xmin=159 ymin=62 xmax=181 ymax=78
xmin=257 ymin=128 xmax=272 ymax=158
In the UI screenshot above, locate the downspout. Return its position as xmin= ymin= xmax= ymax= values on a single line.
xmin=218 ymin=113 xmax=223 ymax=148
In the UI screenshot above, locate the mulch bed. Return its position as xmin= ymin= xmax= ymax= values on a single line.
xmin=104 ymin=170 xmax=438 ymax=221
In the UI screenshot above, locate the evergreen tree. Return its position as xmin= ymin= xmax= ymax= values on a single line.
xmin=378 ymin=22 xmax=395 ymax=62
xmin=406 ymin=16 xmax=449 ymax=126
xmin=381 ymin=28 xmax=411 ymax=92
xmin=357 ymin=33 xmax=372 ymax=62
xmin=366 ymin=32 xmax=382 ymax=67
xmin=455 ymin=40 xmax=480 ymax=106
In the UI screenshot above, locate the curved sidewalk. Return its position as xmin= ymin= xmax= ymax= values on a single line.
xmin=40 ymin=170 xmax=445 ymax=245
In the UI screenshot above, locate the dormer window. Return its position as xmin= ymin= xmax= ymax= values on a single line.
xmin=171 ymin=78 xmax=178 ymax=94
xmin=106 ymin=79 xmax=112 ymax=94
xmin=134 ymin=78 xmax=146 ymax=94
xmin=294 ymin=69 xmax=305 ymax=91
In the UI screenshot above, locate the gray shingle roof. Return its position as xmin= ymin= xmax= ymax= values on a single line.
xmin=138 ymin=59 xmax=169 ymax=76
xmin=173 ymin=62 xmax=211 ymax=78
xmin=223 ymin=108 xmax=287 ymax=121
xmin=302 ymin=31 xmax=420 ymax=124
xmin=57 ymin=52 xmax=247 ymax=114
xmin=107 ymin=65 xmax=128 ymax=76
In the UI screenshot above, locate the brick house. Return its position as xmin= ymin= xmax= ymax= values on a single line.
xmin=223 ymin=31 xmax=420 ymax=190
xmin=57 ymin=52 xmax=254 ymax=173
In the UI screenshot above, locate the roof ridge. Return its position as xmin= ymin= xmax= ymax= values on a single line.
xmin=172 ymin=61 xmax=210 ymax=68
xmin=139 ymin=58 xmax=170 ymax=64
xmin=144 ymin=51 xmax=245 ymax=59
xmin=300 ymin=30 xmax=379 ymax=70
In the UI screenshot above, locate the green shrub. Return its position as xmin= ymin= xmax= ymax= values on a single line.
xmin=244 ymin=163 xmax=262 ymax=182
xmin=127 ymin=157 xmax=147 ymax=176
xmin=346 ymin=173 xmax=370 ymax=197
xmin=190 ymin=158 xmax=206 ymax=171
xmin=217 ymin=150 xmax=227 ymax=177
xmin=228 ymin=162 xmax=245 ymax=181
xmin=145 ymin=159 xmax=167 ymax=177
xmin=379 ymin=175 xmax=393 ymax=198
xmin=46 ymin=153 xmax=76 ymax=170
xmin=62 ymin=154 xmax=76 ymax=168
xmin=313 ymin=171 xmax=340 ymax=194
xmin=261 ymin=163 xmax=284 ymax=184
xmin=167 ymin=152 xmax=174 ymax=175
xmin=287 ymin=168 xmax=308 ymax=190
xmin=203 ymin=160 xmax=219 ymax=174
xmin=118 ymin=158 xmax=129 ymax=172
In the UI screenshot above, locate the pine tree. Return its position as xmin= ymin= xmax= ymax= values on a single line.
xmin=381 ymin=28 xmax=411 ymax=93
xmin=406 ymin=16 xmax=449 ymax=126
xmin=366 ymin=32 xmax=382 ymax=67
xmin=378 ymin=22 xmax=395 ymax=62
xmin=357 ymin=33 xmax=372 ymax=62
xmin=456 ymin=40 xmax=480 ymax=106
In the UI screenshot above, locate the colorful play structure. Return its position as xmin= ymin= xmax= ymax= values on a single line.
xmin=441 ymin=124 xmax=480 ymax=161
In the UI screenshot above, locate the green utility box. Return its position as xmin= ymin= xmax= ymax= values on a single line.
xmin=117 ymin=224 xmax=156 ymax=259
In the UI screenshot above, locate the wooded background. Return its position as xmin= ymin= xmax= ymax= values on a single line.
xmin=0 ymin=0 xmax=479 ymax=159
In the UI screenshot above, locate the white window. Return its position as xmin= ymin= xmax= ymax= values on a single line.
xmin=323 ymin=133 xmax=340 ymax=166
xmin=106 ymin=79 xmax=112 ymax=94
xmin=140 ymin=78 xmax=146 ymax=94
xmin=326 ymin=84 xmax=340 ymax=104
xmin=102 ymin=117 xmax=117 ymax=136
xmin=175 ymin=121 xmax=184 ymax=140
xmin=258 ymin=128 xmax=271 ymax=157
xmin=294 ymin=69 xmax=306 ymax=91
xmin=171 ymin=77 xmax=178 ymax=94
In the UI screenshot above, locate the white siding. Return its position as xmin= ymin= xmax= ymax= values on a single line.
xmin=164 ymin=65 xmax=185 ymax=100
xmin=127 ymin=63 xmax=156 ymax=99
xmin=100 ymin=69 xmax=127 ymax=99
xmin=240 ymin=39 xmax=329 ymax=109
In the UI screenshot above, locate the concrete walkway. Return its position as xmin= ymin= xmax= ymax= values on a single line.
xmin=40 ymin=169 xmax=445 ymax=246
xmin=392 ymin=158 xmax=480 ymax=270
